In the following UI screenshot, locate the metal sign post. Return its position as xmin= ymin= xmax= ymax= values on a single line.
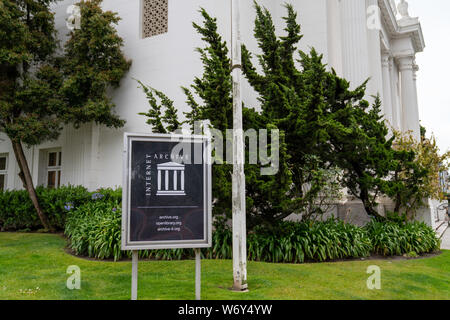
xmin=122 ymin=133 xmax=212 ymax=300
xmin=131 ymin=250 xmax=138 ymax=300
xmin=195 ymin=249 xmax=201 ymax=300
xmin=231 ymin=0 xmax=248 ymax=292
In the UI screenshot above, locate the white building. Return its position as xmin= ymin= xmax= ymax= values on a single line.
xmin=0 ymin=0 xmax=430 ymax=223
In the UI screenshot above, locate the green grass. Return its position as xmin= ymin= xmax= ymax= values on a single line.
xmin=0 ymin=232 xmax=449 ymax=300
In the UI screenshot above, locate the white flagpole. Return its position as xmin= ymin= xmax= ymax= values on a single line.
xmin=231 ymin=0 xmax=248 ymax=291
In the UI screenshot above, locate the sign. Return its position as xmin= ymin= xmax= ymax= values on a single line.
xmin=122 ymin=133 xmax=212 ymax=250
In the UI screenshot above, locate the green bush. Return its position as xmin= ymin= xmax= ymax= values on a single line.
xmin=365 ymin=220 xmax=440 ymax=256
xmin=63 ymin=207 xmax=441 ymax=262
xmin=247 ymin=220 xmax=372 ymax=263
xmin=64 ymin=212 xmax=375 ymax=263
xmin=0 ymin=185 xmax=91 ymax=231
xmin=65 ymin=200 xmax=123 ymax=261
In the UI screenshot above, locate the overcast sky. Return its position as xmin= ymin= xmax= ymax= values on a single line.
xmin=407 ymin=0 xmax=450 ymax=155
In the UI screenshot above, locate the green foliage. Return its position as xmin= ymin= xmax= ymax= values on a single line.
xmin=365 ymin=220 xmax=440 ymax=256
xmin=247 ymin=219 xmax=372 ymax=263
xmin=328 ymin=95 xmax=395 ymax=219
xmin=241 ymin=3 xmax=393 ymax=220
xmin=137 ymin=80 xmax=181 ymax=133
xmin=0 ymin=0 xmax=63 ymax=146
xmin=94 ymin=187 xmax=122 ymax=203
xmin=65 ymin=200 xmax=123 ymax=261
xmin=0 ymin=185 xmax=91 ymax=231
xmin=387 ymin=129 xmax=450 ymax=219
xmin=0 ymin=0 xmax=131 ymax=139
xmin=64 ymin=210 xmax=440 ymax=262
xmin=138 ymin=3 xmax=436 ymax=226
xmin=138 ymin=7 xmax=294 ymax=228
xmin=0 ymin=0 xmax=130 ymax=230
xmin=62 ymin=0 xmax=131 ymax=128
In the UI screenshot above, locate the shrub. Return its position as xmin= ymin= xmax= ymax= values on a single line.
xmin=365 ymin=220 xmax=440 ymax=256
xmin=93 ymin=187 xmax=122 ymax=203
xmin=65 ymin=200 xmax=123 ymax=261
xmin=0 ymin=185 xmax=91 ymax=231
xmin=247 ymin=220 xmax=372 ymax=263
xmin=64 ymin=213 xmax=374 ymax=263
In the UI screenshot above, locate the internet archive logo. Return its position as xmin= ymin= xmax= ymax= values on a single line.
xmin=156 ymin=162 xmax=186 ymax=196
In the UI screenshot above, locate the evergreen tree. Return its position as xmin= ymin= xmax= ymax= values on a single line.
xmin=0 ymin=0 xmax=64 ymax=231
xmin=242 ymin=3 xmax=354 ymax=217
xmin=140 ymin=2 xmax=425 ymax=224
xmin=242 ymin=2 xmax=398 ymax=220
xmin=0 ymin=0 xmax=130 ymax=231
xmin=139 ymin=8 xmax=293 ymax=228
xmin=327 ymin=95 xmax=395 ymax=219
xmin=62 ymin=0 xmax=131 ymax=128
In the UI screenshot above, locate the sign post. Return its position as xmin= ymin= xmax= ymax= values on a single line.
xmin=131 ymin=250 xmax=138 ymax=300
xmin=231 ymin=0 xmax=248 ymax=292
xmin=195 ymin=248 xmax=201 ymax=301
xmin=122 ymin=133 xmax=212 ymax=300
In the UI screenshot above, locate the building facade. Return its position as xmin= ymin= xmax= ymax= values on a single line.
xmin=0 ymin=0 xmax=430 ymax=223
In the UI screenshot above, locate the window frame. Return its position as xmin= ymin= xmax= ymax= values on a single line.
xmin=0 ymin=154 xmax=7 ymax=191
xmin=46 ymin=150 xmax=62 ymax=189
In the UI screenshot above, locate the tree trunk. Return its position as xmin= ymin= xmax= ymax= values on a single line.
xmin=11 ymin=140 xmax=54 ymax=232
xmin=360 ymin=189 xmax=385 ymax=221
xmin=394 ymin=193 xmax=401 ymax=214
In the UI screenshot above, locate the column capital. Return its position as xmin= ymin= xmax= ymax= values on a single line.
xmin=413 ymin=63 xmax=419 ymax=81
xmin=389 ymin=56 xmax=395 ymax=71
xmin=381 ymin=52 xmax=391 ymax=68
xmin=397 ymin=55 xmax=415 ymax=71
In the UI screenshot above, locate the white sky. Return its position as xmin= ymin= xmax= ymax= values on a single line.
xmin=407 ymin=0 xmax=450 ymax=154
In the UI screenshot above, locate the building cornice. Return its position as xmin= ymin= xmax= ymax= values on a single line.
xmin=378 ymin=0 xmax=425 ymax=53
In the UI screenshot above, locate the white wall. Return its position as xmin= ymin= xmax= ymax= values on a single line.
xmin=0 ymin=0 xmax=393 ymax=190
xmin=80 ymin=0 xmax=330 ymax=189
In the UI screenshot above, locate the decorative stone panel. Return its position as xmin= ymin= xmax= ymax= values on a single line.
xmin=142 ymin=0 xmax=168 ymax=38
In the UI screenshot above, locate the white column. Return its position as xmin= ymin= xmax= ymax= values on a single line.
xmin=381 ymin=53 xmax=393 ymax=127
xmin=398 ymin=55 xmax=420 ymax=141
xmin=389 ymin=57 xmax=401 ymax=130
xmin=181 ymin=170 xmax=184 ymax=191
xmin=413 ymin=62 xmax=420 ymax=136
xmin=173 ymin=170 xmax=177 ymax=191
xmin=158 ymin=169 xmax=161 ymax=191
xmin=340 ymin=0 xmax=370 ymax=89
xmin=165 ymin=170 xmax=169 ymax=191
xmin=366 ymin=0 xmax=384 ymax=100
xmin=327 ymin=0 xmax=343 ymax=75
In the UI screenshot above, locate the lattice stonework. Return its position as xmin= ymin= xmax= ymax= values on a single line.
xmin=142 ymin=0 xmax=168 ymax=38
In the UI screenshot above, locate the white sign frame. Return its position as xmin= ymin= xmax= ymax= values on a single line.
xmin=121 ymin=132 xmax=212 ymax=251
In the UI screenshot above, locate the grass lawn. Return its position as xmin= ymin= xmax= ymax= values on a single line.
xmin=0 ymin=232 xmax=449 ymax=300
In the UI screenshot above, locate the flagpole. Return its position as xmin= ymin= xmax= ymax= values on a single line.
xmin=231 ymin=0 xmax=248 ymax=292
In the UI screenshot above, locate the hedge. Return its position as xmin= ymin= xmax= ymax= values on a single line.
xmin=63 ymin=199 xmax=441 ymax=262
xmin=0 ymin=186 xmax=121 ymax=231
xmin=1 ymin=186 xmax=441 ymax=262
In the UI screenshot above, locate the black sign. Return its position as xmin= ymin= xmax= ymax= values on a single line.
xmin=122 ymin=133 xmax=212 ymax=250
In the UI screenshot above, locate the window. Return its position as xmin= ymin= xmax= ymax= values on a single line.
xmin=46 ymin=150 xmax=62 ymax=189
xmin=0 ymin=154 xmax=7 ymax=191
xmin=141 ymin=0 xmax=168 ymax=38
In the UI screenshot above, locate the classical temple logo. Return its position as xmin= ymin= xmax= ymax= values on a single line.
xmin=156 ymin=162 xmax=186 ymax=196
